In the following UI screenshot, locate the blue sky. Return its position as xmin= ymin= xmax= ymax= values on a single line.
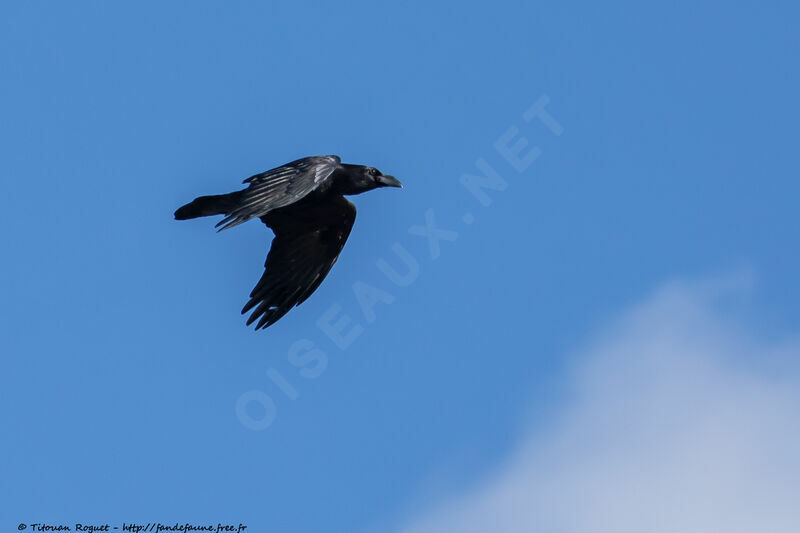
xmin=1 ymin=1 xmax=799 ymax=532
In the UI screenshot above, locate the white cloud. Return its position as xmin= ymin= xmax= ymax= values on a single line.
xmin=394 ymin=274 xmax=800 ymax=533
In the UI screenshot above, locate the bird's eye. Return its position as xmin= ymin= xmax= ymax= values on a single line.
xmin=369 ymin=168 xmax=379 ymax=176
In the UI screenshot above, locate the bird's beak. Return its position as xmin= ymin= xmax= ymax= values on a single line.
xmin=377 ymin=174 xmax=403 ymax=188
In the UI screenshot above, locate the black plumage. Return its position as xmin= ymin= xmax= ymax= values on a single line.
xmin=175 ymin=155 xmax=402 ymax=330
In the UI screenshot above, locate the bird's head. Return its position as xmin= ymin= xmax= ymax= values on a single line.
xmin=336 ymin=164 xmax=403 ymax=195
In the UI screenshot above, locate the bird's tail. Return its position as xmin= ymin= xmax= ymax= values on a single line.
xmin=174 ymin=192 xmax=243 ymax=220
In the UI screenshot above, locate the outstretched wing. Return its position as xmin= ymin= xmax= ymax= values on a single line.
xmin=216 ymin=155 xmax=340 ymax=231
xmin=242 ymin=195 xmax=356 ymax=330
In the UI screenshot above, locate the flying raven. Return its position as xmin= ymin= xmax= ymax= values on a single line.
xmin=175 ymin=155 xmax=402 ymax=330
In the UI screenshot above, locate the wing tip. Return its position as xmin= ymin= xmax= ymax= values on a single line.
xmin=215 ymin=217 xmax=247 ymax=232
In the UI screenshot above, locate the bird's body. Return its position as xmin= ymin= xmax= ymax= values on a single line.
xmin=175 ymin=155 xmax=402 ymax=330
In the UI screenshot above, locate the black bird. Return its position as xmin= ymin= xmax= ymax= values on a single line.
xmin=175 ymin=155 xmax=402 ymax=330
